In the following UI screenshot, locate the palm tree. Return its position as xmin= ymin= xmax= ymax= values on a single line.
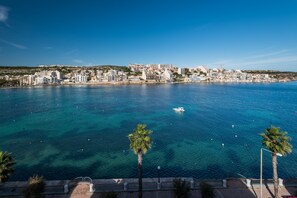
xmin=23 ymin=175 xmax=45 ymax=198
xmin=128 ymin=124 xmax=152 ymax=198
xmin=0 ymin=151 xmax=16 ymax=183
xmin=260 ymin=126 xmax=292 ymax=198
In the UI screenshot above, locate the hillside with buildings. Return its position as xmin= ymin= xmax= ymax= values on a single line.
xmin=0 ymin=64 xmax=295 ymax=87
xmin=245 ymin=70 xmax=297 ymax=82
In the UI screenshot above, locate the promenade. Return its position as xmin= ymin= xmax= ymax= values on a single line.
xmin=1 ymin=178 xmax=297 ymax=198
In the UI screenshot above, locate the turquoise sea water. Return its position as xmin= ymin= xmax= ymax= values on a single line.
xmin=0 ymin=82 xmax=297 ymax=181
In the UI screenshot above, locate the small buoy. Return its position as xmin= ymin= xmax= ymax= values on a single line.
xmin=235 ymin=135 xmax=237 ymax=138
xmin=222 ymin=143 xmax=224 ymax=147
xmin=232 ymin=125 xmax=234 ymax=128
xmin=87 ymin=139 xmax=90 ymax=141
xmin=210 ymin=138 xmax=213 ymax=141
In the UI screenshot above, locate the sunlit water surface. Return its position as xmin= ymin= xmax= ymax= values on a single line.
xmin=0 ymin=82 xmax=296 ymax=181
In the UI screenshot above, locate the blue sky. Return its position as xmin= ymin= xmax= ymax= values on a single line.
xmin=0 ymin=0 xmax=297 ymax=71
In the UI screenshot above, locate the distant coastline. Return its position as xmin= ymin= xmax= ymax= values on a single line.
xmin=1 ymin=80 xmax=296 ymax=90
xmin=1 ymin=65 xmax=297 ymax=88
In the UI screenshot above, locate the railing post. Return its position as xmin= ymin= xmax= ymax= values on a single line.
xmin=223 ymin=179 xmax=227 ymax=188
xmin=190 ymin=180 xmax=194 ymax=189
xmin=124 ymin=182 xmax=128 ymax=191
xmin=157 ymin=181 xmax=161 ymax=190
xmin=64 ymin=183 xmax=69 ymax=193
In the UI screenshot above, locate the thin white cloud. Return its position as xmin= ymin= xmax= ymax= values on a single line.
xmin=213 ymin=49 xmax=297 ymax=69
xmin=0 ymin=39 xmax=27 ymax=49
xmin=0 ymin=6 xmax=9 ymax=26
xmin=239 ymin=55 xmax=297 ymax=66
xmin=72 ymin=59 xmax=94 ymax=66
xmin=73 ymin=59 xmax=84 ymax=63
xmin=211 ymin=59 xmax=233 ymax=66
xmin=245 ymin=50 xmax=289 ymax=59
xmin=85 ymin=62 xmax=94 ymax=66
xmin=65 ymin=49 xmax=79 ymax=56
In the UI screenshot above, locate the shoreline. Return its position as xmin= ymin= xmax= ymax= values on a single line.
xmin=1 ymin=80 xmax=296 ymax=89
xmin=5 ymin=176 xmax=297 ymax=183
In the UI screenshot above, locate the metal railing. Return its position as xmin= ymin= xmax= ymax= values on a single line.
xmin=2 ymin=177 xmax=296 ymax=197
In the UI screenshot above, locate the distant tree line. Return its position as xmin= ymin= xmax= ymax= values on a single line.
xmin=0 ymin=79 xmax=19 ymax=87
xmin=244 ymin=70 xmax=297 ymax=81
xmin=244 ymin=70 xmax=297 ymax=75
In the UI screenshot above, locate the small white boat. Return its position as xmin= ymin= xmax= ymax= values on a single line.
xmin=173 ymin=107 xmax=185 ymax=112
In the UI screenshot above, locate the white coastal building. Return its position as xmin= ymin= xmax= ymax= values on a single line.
xmin=34 ymin=70 xmax=61 ymax=85
xmin=177 ymin=68 xmax=185 ymax=75
xmin=197 ymin=66 xmax=209 ymax=74
xmin=163 ymin=68 xmax=173 ymax=81
xmin=107 ymin=70 xmax=117 ymax=82
xmin=34 ymin=76 xmax=48 ymax=85
xmin=20 ymin=75 xmax=34 ymax=85
xmin=141 ymin=70 xmax=147 ymax=80
xmin=75 ymin=73 xmax=88 ymax=83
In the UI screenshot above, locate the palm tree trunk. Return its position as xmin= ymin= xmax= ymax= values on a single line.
xmin=138 ymin=152 xmax=143 ymax=198
xmin=272 ymin=153 xmax=279 ymax=198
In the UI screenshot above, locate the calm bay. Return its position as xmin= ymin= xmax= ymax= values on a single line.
xmin=0 ymin=82 xmax=297 ymax=181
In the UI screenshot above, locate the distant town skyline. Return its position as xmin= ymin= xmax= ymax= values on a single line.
xmin=0 ymin=0 xmax=297 ymax=71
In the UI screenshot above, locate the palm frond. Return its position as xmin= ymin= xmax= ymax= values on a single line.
xmin=260 ymin=126 xmax=293 ymax=156
xmin=0 ymin=151 xmax=16 ymax=183
xmin=128 ymin=123 xmax=153 ymax=155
